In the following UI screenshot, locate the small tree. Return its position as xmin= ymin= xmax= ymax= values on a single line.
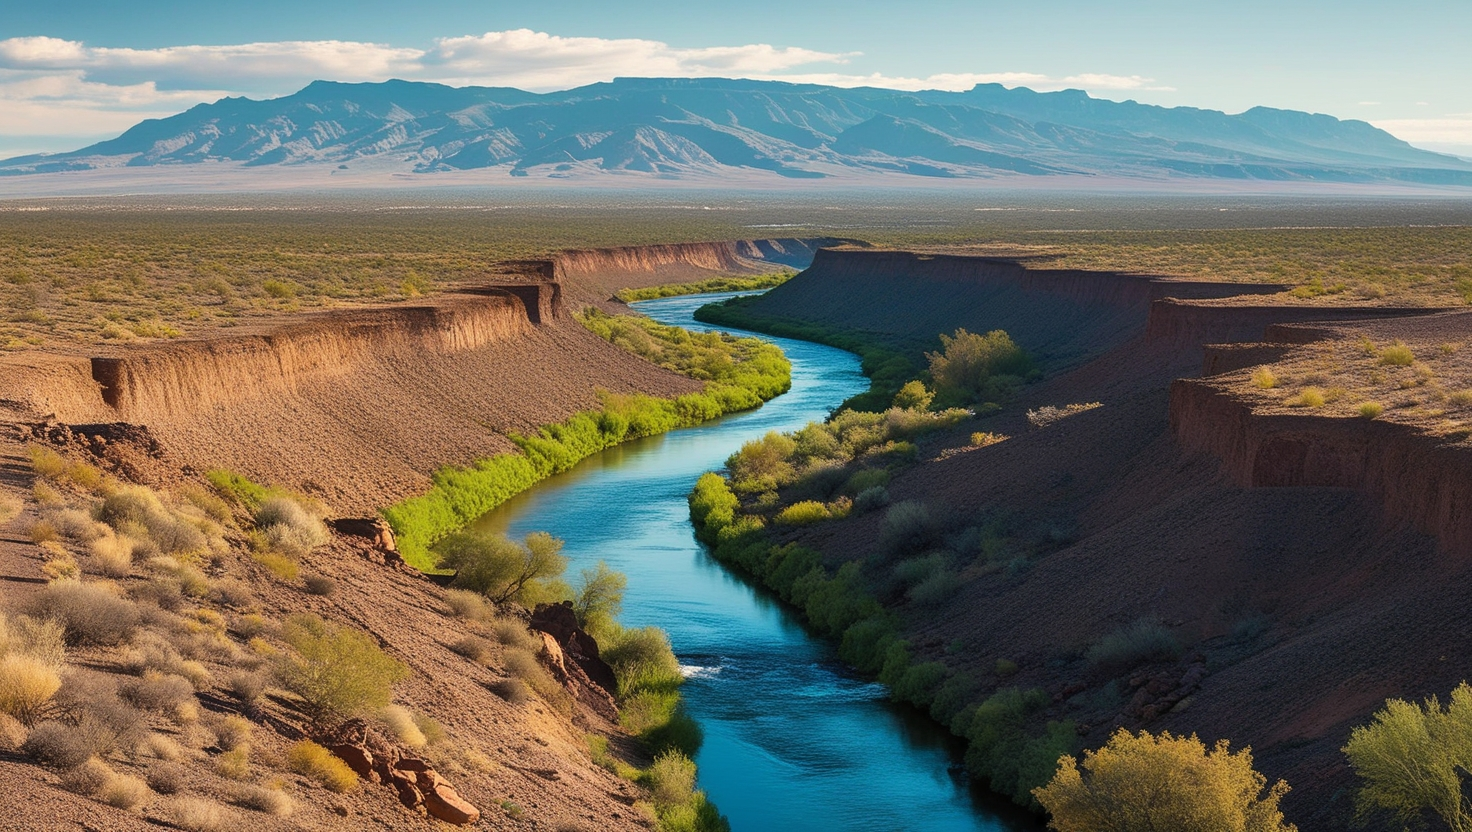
xmin=926 ymin=328 xmax=1032 ymax=405
xmin=892 ymin=380 xmax=934 ymax=411
xmin=573 ymin=561 xmax=627 ymax=636
xmin=276 ymin=614 xmax=409 ymax=725
xmin=1034 ymin=729 xmax=1296 ymax=832
xmin=435 ymin=530 xmax=568 ymax=604
xmin=1343 ymin=682 xmax=1472 ymax=832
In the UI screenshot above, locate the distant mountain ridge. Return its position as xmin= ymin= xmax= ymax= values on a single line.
xmin=5 ymin=77 xmax=1469 ymax=184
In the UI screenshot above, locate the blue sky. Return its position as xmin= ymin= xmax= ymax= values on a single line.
xmin=2 ymin=0 xmax=1469 ymax=156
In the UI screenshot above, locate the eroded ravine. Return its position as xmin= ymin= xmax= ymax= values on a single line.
xmin=471 ymin=293 xmax=1034 ymax=832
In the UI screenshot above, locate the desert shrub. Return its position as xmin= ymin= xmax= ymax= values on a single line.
xmin=444 ymin=588 xmax=494 ymax=620
xmin=215 ymin=746 xmax=251 ymax=780
xmin=33 ymin=581 xmax=139 ymax=645
xmin=927 ymin=328 xmax=1033 ymax=405
xmin=234 ymin=783 xmax=292 ymax=816
xmin=908 ymin=570 xmax=963 ymax=606
xmin=1379 ymin=342 xmax=1416 ymax=366
xmin=0 ymin=493 xmax=19 ymax=525
xmin=1343 ymin=681 xmax=1472 ymax=831
xmin=852 ymin=485 xmax=890 ymax=514
xmin=380 ymin=704 xmax=427 ymax=748
xmin=490 ymin=678 xmax=531 ymax=705
xmin=211 ymin=714 xmax=252 ymax=751
xmin=2 ymin=612 xmax=67 ymax=668
xmin=254 ymin=498 xmax=328 ymax=556
xmin=226 ymin=671 xmax=266 ymax=708
xmin=1285 ymin=387 xmax=1326 ymax=408
xmin=206 ymin=470 xmax=280 ymax=510
xmin=168 ymin=796 xmax=233 ymax=832
xmin=287 ymin=740 xmax=358 ymax=792
xmin=61 ymin=756 xmax=113 ymax=795
xmin=303 ymin=574 xmax=336 ymax=596
xmin=0 ymin=654 xmax=62 ymax=723
xmin=50 ymin=673 xmax=148 ymax=756
xmin=119 ymin=671 xmax=194 ymax=713
xmin=275 ymin=614 xmax=409 ymax=724
xmin=892 ymin=380 xmax=935 ymax=411
xmin=1087 ymin=619 xmax=1183 ymax=673
xmin=435 ymin=530 xmax=569 ymax=604
xmin=491 ymin=618 xmax=542 ymax=651
xmin=881 ymin=501 xmax=941 ymax=557
xmin=573 ymin=561 xmax=626 ymax=635
xmin=100 ymin=771 xmax=150 ymax=810
xmin=28 ymin=445 xmax=68 ymax=479
xmin=970 ymin=431 xmax=1008 ymax=447
xmin=774 ymin=500 xmax=836 ymax=525
xmin=88 ymin=530 xmax=135 ymax=577
xmin=30 ymin=518 xmax=59 ymax=543
xmin=23 ymin=720 xmax=94 ymax=769
xmin=40 ymin=548 xmax=78 ymax=580
xmin=252 ymin=550 xmax=300 ymax=580
xmin=996 ymin=658 xmax=1020 ymax=677
xmin=132 ymin=575 xmax=185 ymax=610
xmin=1359 ymin=401 xmax=1384 ymax=418
xmin=180 ymin=484 xmax=233 ymax=524
xmin=50 ymin=508 xmax=105 ymax=541
xmin=504 ymin=647 xmax=569 ymax=711
xmin=1252 ymin=367 xmax=1279 ymax=389
xmin=147 ymin=762 xmax=185 ymax=794
xmin=211 ymin=578 xmax=255 ymax=608
xmin=1035 ymin=729 xmax=1294 ymax=832
xmin=451 ymin=636 xmax=495 ymax=664
xmin=96 ymin=487 xmax=206 ymax=557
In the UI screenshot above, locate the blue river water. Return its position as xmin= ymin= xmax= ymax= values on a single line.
xmin=471 ymin=292 xmax=1033 ymax=831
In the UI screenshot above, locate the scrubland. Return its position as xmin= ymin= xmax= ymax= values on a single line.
xmin=2 ymin=194 xmax=1470 ymax=349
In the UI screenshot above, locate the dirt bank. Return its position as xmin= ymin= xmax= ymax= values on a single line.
xmin=725 ymin=249 xmax=1471 ymax=830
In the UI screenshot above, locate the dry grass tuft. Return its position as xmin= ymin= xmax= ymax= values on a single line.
xmin=379 ymin=704 xmax=427 ymax=749
xmin=1251 ymin=366 xmax=1279 ymax=389
xmin=88 ymin=530 xmax=136 ymax=578
xmin=0 ymin=654 xmax=62 ymax=723
xmin=168 ymin=796 xmax=233 ymax=832
xmin=443 ymin=588 xmax=494 ymax=620
xmin=99 ymin=771 xmax=151 ymax=810
xmin=0 ymin=493 xmax=21 ymax=526
xmin=286 ymin=740 xmax=358 ymax=793
xmin=234 ymin=783 xmax=293 ymax=816
xmin=33 ymin=580 xmax=140 ymax=645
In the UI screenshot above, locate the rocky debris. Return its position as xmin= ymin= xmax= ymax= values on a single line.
xmin=530 ymin=601 xmax=619 ymax=695
xmin=329 ymin=517 xmax=399 ymax=552
xmin=1118 ymin=657 xmax=1209 ymax=725
xmin=329 ymin=517 xmax=417 ymax=572
xmin=27 ymin=420 xmax=166 ymax=482
xmin=326 ymin=720 xmax=480 ymax=826
xmin=537 ymin=630 xmax=619 ymax=721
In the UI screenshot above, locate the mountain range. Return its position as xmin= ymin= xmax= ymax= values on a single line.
xmin=5 ymin=77 xmax=1469 ymax=184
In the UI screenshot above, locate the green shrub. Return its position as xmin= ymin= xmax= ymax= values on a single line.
xmin=1344 ymin=681 xmax=1472 ymax=831
xmin=881 ymin=501 xmax=940 ymax=557
xmin=33 ymin=581 xmax=139 ymax=645
xmin=1087 ymin=619 xmax=1183 ymax=674
xmin=275 ymin=614 xmax=409 ymax=724
xmin=1036 ymin=729 xmax=1293 ymax=831
xmin=1359 ymin=401 xmax=1384 ymax=419
xmin=573 ymin=561 xmax=627 ymax=636
xmin=616 ymin=271 xmax=793 ymax=302
xmin=774 ymin=500 xmax=835 ymax=525
xmin=892 ymin=380 xmax=935 ymax=411
xmin=1285 ymin=387 xmax=1326 ymax=408
xmin=1252 ymin=366 xmax=1279 ymax=389
xmin=927 ymin=328 xmax=1033 ymax=406
xmin=435 ymin=530 xmax=568 ymax=604
xmin=1378 ymin=342 xmax=1415 ymax=366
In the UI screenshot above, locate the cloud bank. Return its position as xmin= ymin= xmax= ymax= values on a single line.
xmin=0 ymin=29 xmax=1173 ymax=152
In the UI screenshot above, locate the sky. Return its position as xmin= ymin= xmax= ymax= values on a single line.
xmin=2 ymin=0 xmax=1469 ymax=158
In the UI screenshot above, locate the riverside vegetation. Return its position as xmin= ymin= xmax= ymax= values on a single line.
xmin=614 ymin=271 xmax=794 ymax=302
xmin=382 ymin=308 xmax=790 ymax=567
xmin=434 ymin=530 xmax=726 ymax=831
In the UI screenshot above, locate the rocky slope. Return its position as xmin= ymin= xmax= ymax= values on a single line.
xmin=722 ymin=251 xmax=1472 ymax=830
xmin=5 ymin=77 xmax=1468 ymax=185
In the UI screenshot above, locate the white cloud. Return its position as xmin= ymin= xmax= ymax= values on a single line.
xmin=1373 ymin=116 xmax=1472 ymax=145
xmin=0 ymin=29 xmax=1173 ymax=153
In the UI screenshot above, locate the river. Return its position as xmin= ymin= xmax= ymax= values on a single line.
xmin=471 ymin=292 xmax=1034 ymax=832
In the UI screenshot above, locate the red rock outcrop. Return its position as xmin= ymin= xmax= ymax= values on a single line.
xmin=326 ymin=720 xmax=481 ymax=825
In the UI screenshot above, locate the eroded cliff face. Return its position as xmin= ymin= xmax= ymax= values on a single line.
xmin=741 ymin=247 xmax=1288 ymax=366
xmin=89 ymin=287 xmax=548 ymax=420
xmin=501 ymin=237 xmax=861 ymax=306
